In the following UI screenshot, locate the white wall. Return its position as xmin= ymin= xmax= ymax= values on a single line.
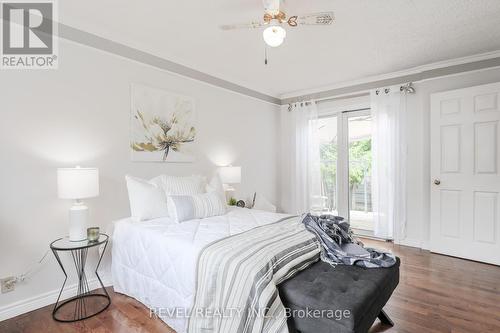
xmin=0 ymin=39 xmax=279 ymax=314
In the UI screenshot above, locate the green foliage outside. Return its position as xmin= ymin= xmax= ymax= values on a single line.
xmin=348 ymin=139 xmax=372 ymax=187
xmin=320 ymin=139 xmax=372 ymax=211
xmin=320 ymin=140 xmax=338 ymax=211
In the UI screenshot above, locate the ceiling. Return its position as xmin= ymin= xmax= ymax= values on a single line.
xmin=60 ymin=0 xmax=500 ymax=98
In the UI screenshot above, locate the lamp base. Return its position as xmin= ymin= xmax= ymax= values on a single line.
xmin=224 ymin=187 xmax=236 ymax=203
xmin=69 ymin=202 xmax=88 ymax=241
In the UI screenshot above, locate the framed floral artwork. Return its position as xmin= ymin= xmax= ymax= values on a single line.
xmin=130 ymin=84 xmax=196 ymax=162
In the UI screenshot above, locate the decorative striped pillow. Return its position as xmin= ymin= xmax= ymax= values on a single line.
xmin=167 ymin=191 xmax=227 ymax=223
xmin=151 ymin=175 xmax=206 ymax=195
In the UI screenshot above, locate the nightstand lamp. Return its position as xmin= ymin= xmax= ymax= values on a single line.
xmin=57 ymin=166 xmax=99 ymax=241
xmin=219 ymin=166 xmax=241 ymax=192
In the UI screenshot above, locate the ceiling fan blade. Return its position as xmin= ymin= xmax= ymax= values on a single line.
xmin=220 ymin=21 xmax=267 ymax=31
xmin=287 ymin=11 xmax=335 ymax=27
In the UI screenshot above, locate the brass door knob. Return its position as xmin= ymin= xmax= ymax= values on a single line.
xmin=434 ymin=179 xmax=441 ymax=185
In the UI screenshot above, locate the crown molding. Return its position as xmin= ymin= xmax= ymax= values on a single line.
xmin=50 ymin=22 xmax=500 ymax=107
xmin=56 ymin=23 xmax=282 ymax=106
xmin=280 ymin=50 xmax=500 ymax=104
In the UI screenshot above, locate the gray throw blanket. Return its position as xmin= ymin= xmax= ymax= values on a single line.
xmin=302 ymin=213 xmax=396 ymax=268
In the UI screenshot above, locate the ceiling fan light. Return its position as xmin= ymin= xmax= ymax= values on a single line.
xmin=263 ymin=25 xmax=286 ymax=47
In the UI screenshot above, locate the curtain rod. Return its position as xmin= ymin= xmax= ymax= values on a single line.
xmin=287 ymin=92 xmax=370 ymax=108
xmin=315 ymin=92 xmax=370 ymax=104
xmin=289 ymin=82 xmax=416 ymax=105
xmin=375 ymin=83 xmax=416 ymax=95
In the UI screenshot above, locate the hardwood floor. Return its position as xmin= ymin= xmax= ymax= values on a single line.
xmin=364 ymin=239 xmax=500 ymax=333
xmin=1 ymin=240 xmax=499 ymax=333
xmin=0 ymin=288 xmax=175 ymax=333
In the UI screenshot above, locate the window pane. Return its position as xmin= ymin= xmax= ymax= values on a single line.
xmin=318 ymin=116 xmax=338 ymax=214
xmin=348 ymin=114 xmax=373 ymax=231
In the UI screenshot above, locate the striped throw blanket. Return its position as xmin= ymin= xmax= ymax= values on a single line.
xmin=188 ymin=216 xmax=320 ymax=333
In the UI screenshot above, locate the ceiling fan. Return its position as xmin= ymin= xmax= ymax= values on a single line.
xmin=220 ymin=0 xmax=334 ymax=48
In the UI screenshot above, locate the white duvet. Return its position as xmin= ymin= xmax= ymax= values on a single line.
xmin=111 ymin=207 xmax=290 ymax=333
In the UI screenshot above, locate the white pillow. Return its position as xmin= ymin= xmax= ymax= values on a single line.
xmin=125 ymin=175 xmax=169 ymax=221
xmin=206 ymin=174 xmax=225 ymax=196
xmin=151 ymin=174 xmax=206 ymax=195
xmin=167 ymin=191 xmax=227 ymax=223
xmin=252 ymin=193 xmax=277 ymax=213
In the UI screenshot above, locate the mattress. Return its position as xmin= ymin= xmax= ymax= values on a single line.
xmin=111 ymin=207 xmax=290 ymax=333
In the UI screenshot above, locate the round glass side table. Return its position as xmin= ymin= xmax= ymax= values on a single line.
xmin=50 ymin=233 xmax=110 ymax=322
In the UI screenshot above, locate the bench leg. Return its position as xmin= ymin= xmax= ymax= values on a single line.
xmin=377 ymin=309 xmax=394 ymax=326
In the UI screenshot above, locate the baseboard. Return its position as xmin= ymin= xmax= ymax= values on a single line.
xmin=0 ymin=275 xmax=112 ymax=322
xmin=394 ymin=238 xmax=422 ymax=249
xmin=420 ymin=240 xmax=430 ymax=250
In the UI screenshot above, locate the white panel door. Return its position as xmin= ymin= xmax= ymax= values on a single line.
xmin=430 ymin=82 xmax=500 ymax=265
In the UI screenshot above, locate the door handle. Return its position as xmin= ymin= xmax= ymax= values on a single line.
xmin=434 ymin=179 xmax=441 ymax=185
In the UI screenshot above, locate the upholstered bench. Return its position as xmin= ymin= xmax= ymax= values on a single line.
xmin=278 ymin=257 xmax=400 ymax=333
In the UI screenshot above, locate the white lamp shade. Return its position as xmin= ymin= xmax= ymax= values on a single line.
xmin=219 ymin=166 xmax=241 ymax=184
xmin=57 ymin=167 xmax=99 ymax=199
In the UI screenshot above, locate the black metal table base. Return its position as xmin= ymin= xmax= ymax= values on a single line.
xmin=52 ymin=294 xmax=110 ymax=322
xmin=51 ymin=238 xmax=110 ymax=322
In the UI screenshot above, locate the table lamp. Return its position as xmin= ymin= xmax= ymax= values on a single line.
xmin=219 ymin=166 xmax=241 ymax=192
xmin=57 ymin=166 xmax=99 ymax=241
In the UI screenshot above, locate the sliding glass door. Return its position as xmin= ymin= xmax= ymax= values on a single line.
xmin=347 ymin=111 xmax=373 ymax=232
xmin=318 ymin=109 xmax=374 ymax=234
xmin=318 ymin=115 xmax=339 ymax=214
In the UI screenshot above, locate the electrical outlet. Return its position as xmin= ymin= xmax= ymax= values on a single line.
xmin=1 ymin=276 xmax=16 ymax=293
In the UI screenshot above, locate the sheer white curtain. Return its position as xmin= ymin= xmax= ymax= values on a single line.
xmin=370 ymin=86 xmax=407 ymax=240
xmin=287 ymin=101 xmax=322 ymax=215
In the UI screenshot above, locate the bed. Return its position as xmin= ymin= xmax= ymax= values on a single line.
xmin=111 ymin=207 xmax=291 ymax=333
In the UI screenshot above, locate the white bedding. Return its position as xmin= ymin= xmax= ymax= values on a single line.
xmin=111 ymin=207 xmax=290 ymax=333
